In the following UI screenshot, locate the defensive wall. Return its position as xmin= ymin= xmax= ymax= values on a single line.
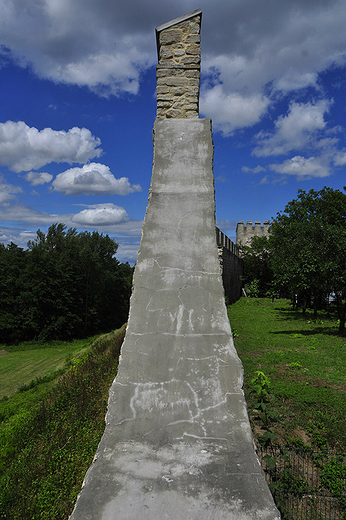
xmin=236 ymin=220 xmax=270 ymax=248
xmin=70 ymin=10 xmax=280 ymax=520
xmin=216 ymin=227 xmax=243 ymax=303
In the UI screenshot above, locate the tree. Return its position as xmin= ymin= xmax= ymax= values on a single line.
xmin=240 ymin=235 xmax=273 ymax=297
xmin=269 ymin=187 xmax=346 ymax=334
xmin=0 ymin=224 xmax=133 ymax=343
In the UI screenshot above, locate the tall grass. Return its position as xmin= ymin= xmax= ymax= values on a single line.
xmin=0 ymin=325 xmax=126 ymax=520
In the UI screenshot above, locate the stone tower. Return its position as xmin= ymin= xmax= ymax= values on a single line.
xmin=69 ymin=11 xmax=280 ymax=520
xmin=236 ymin=220 xmax=270 ymax=248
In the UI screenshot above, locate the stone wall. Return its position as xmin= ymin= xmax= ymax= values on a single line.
xmin=156 ymin=9 xmax=201 ymax=118
xmin=216 ymin=227 xmax=243 ymax=303
xmin=236 ymin=220 xmax=270 ymax=248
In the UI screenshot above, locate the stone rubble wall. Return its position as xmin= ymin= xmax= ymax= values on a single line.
xmin=156 ymin=14 xmax=201 ymax=118
xmin=216 ymin=227 xmax=243 ymax=303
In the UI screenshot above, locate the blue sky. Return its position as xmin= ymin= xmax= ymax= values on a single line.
xmin=1 ymin=0 xmax=346 ymax=264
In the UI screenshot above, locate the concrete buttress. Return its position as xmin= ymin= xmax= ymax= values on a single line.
xmin=69 ymin=118 xmax=280 ymax=519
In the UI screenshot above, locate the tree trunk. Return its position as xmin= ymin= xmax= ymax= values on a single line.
xmin=338 ymin=298 xmax=346 ymax=336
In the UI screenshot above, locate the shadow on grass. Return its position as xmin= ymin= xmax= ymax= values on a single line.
xmin=269 ymin=327 xmax=338 ymax=337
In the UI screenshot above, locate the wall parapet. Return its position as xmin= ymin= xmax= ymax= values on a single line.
xmin=236 ymin=220 xmax=270 ymax=248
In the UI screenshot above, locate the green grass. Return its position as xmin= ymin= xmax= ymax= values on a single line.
xmin=0 ymin=337 xmax=97 ymax=399
xmin=228 ymin=298 xmax=346 ymax=449
xmin=0 ymin=326 xmax=126 ymax=520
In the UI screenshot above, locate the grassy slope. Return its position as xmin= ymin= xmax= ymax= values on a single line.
xmin=0 ymin=337 xmax=97 ymax=399
xmin=228 ymin=298 xmax=346 ymax=449
xmin=0 ymin=326 xmax=126 ymax=520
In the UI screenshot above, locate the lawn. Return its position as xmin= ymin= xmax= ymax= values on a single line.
xmin=227 ymin=298 xmax=346 ymax=449
xmin=0 ymin=337 xmax=96 ymax=399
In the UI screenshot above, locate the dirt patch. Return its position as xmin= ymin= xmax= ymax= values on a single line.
xmin=0 ymin=349 xmax=8 ymax=355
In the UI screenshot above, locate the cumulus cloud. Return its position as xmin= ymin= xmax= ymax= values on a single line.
xmin=52 ymin=163 xmax=142 ymax=196
xmin=200 ymin=84 xmax=270 ymax=135
xmin=0 ymin=121 xmax=102 ymax=172
xmin=252 ymin=100 xmax=332 ymax=157
xmin=1 ymin=1 xmax=345 ymax=108
xmin=72 ymin=204 xmax=128 ymax=226
xmin=25 ymin=171 xmax=53 ymax=185
xmin=269 ymin=156 xmax=331 ymax=178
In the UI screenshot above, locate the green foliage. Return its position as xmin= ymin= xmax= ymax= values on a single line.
xmin=0 ymin=224 xmax=133 ymax=343
xmin=0 ymin=325 xmax=126 ymax=520
xmin=240 ymin=236 xmax=273 ymax=297
xmin=269 ymin=187 xmax=346 ymax=334
xmin=320 ymin=456 xmax=346 ymax=502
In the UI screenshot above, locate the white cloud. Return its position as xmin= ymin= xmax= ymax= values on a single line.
xmin=25 ymin=171 xmax=53 ymax=185
xmin=200 ymin=84 xmax=270 ymax=135
xmin=116 ymin=242 xmax=140 ymax=265
xmin=253 ymin=100 xmax=332 ymax=157
xmin=0 ymin=201 xmax=143 ymax=234
xmin=333 ymin=149 xmax=346 ymax=166
xmin=269 ymin=156 xmax=331 ymax=178
xmin=52 ymin=163 xmax=142 ymax=196
xmin=72 ymin=204 xmax=128 ymax=226
xmin=1 ymin=1 xmax=345 ymax=108
xmin=0 ymin=176 xmax=22 ymax=203
xmin=241 ymin=165 xmax=266 ymax=174
xmin=0 ymin=121 xmax=102 ymax=172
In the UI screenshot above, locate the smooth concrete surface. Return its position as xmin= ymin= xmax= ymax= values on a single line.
xmin=69 ymin=119 xmax=280 ymax=520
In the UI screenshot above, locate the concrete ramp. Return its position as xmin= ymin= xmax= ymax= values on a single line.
xmin=69 ymin=118 xmax=280 ymax=519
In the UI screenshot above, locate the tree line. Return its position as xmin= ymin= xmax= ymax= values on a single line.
xmin=240 ymin=186 xmax=346 ymax=335
xmin=0 ymin=224 xmax=133 ymax=344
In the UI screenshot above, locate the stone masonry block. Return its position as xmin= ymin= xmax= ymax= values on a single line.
xmin=156 ymin=68 xmax=171 ymax=77
xmin=181 ymin=56 xmax=201 ymax=65
xmin=160 ymin=46 xmax=173 ymax=59
xmin=160 ymin=29 xmax=182 ymax=45
xmin=156 ymin=94 xmax=174 ymax=102
xmin=157 ymin=101 xmax=172 ymax=108
xmin=186 ymin=86 xmax=199 ymax=95
xmin=156 ymin=86 xmax=170 ymax=95
xmin=174 ymin=49 xmax=185 ymax=57
xmin=160 ymin=77 xmax=186 ymax=87
xmin=185 ymin=110 xmax=198 ymax=118
xmin=185 ymin=70 xmax=200 ymax=78
xmin=187 ymin=78 xmax=200 ymax=86
xmin=189 ymin=21 xmax=200 ymax=33
xmin=186 ymin=44 xmax=200 ymax=55
xmin=173 ymin=87 xmax=185 ymax=96
xmin=186 ymin=34 xmax=201 ymax=43
xmin=165 ymin=108 xmax=182 ymax=118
